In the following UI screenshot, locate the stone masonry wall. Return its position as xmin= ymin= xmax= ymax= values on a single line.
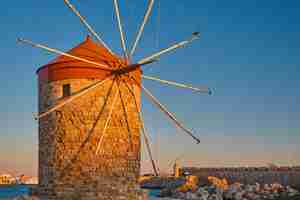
xmin=38 ymin=78 xmax=144 ymax=200
xmin=184 ymin=168 xmax=300 ymax=187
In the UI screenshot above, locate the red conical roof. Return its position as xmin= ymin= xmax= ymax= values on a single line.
xmin=37 ymin=36 xmax=141 ymax=82
xmin=43 ymin=36 xmax=123 ymax=69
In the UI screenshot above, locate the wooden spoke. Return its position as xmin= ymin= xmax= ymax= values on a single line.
xmin=139 ymin=110 xmax=159 ymax=176
xmin=138 ymin=32 xmax=200 ymax=65
xmin=36 ymin=77 xmax=111 ymax=120
xmin=70 ymin=77 xmax=116 ymax=149
xmin=130 ymin=0 xmax=155 ymax=57
xmin=141 ymin=83 xmax=201 ymax=143
xmin=63 ymin=0 xmax=114 ymax=54
xmin=60 ymin=77 xmax=117 ymax=177
xmin=95 ymin=86 xmax=119 ymax=155
xmin=117 ymin=77 xmax=134 ymax=153
xmin=113 ymin=0 xmax=128 ymax=59
xmin=130 ymin=76 xmax=200 ymax=144
xmin=17 ymin=38 xmax=113 ymax=71
xmin=122 ymin=79 xmax=159 ymax=176
xmin=142 ymin=75 xmax=212 ymax=94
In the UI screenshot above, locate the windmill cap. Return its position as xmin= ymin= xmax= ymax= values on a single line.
xmin=36 ymin=36 xmax=142 ymax=83
xmin=37 ymin=35 xmax=123 ymax=73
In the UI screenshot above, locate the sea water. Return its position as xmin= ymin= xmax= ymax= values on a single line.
xmin=0 ymin=185 xmax=159 ymax=199
xmin=0 ymin=185 xmax=29 ymax=199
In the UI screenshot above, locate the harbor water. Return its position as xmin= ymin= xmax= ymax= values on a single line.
xmin=0 ymin=185 xmax=159 ymax=199
xmin=0 ymin=185 xmax=29 ymax=199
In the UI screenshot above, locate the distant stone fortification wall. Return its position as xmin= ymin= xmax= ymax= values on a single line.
xmin=38 ymin=78 xmax=143 ymax=200
xmin=183 ymin=168 xmax=300 ymax=186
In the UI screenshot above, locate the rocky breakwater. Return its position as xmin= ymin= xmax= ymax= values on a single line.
xmin=13 ymin=193 xmax=150 ymax=200
xmin=141 ymin=177 xmax=186 ymax=190
xmin=158 ymin=176 xmax=300 ymax=200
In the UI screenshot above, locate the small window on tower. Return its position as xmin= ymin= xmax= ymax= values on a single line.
xmin=63 ymin=84 xmax=71 ymax=97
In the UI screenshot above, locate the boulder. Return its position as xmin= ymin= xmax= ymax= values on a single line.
xmin=233 ymin=191 xmax=245 ymax=200
xmin=197 ymin=187 xmax=210 ymax=199
xmin=13 ymin=196 xmax=40 ymax=200
xmin=208 ymin=193 xmax=223 ymax=200
xmin=186 ymin=192 xmax=199 ymax=200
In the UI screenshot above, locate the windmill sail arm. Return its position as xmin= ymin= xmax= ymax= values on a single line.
xmin=36 ymin=77 xmax=111 ymax=119
xmin=17 ymin=38 xmax=112 ymax=71
xmin=117 ymin=78 xmax=134 ymax=152
xmin=113 ymin=0 xmax=128 ymax=59
xmin=141 ymin=84 xmax=200 ymax=144
xmin=130 ymin=0 xmax=155 ymax=57
xmin=64 ymin=0 xmax=114 ymax=54
xmin=78 ymin=78 xmax=116 ymax=150
xmin=131 ymin=76 xmax=200 ymax=143
xmin=138 ymin=32 xmax=200 ymax=65
xmin=142 ymin=75 xmax=212 ymax=94
xmin=95 ymin=86 xmax=119 ymax=155
xmin=139 ymin=111 xmax=159 ymax=176
xmin=59 ymin=78 xmax=116 ymax=177
xmin=122 ymin=79 xmax=159 ymax=176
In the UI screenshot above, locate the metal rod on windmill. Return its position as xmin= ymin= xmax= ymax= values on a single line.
xmin=140 ymin=81 xmax=201 ymax=144
xmin=130 ymin=0 xmax=155 ymax=57
xmin=142 ymin=75 xmax=212 ymax=94
xmin=138 ymin=32 xmax=200 ymax=66
xmin=63 ymin=0 xmax=114 ymax=54
xmin=113 ymin=0 xmax=129 ymax=60
xmin=17 ymin=38 xmax=112 ymax=71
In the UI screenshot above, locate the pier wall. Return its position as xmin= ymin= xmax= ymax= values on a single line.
xmin=183 ymin=167 xmax=300 ymax=186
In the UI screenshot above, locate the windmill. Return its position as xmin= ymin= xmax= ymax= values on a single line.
xmin=18 ymin=0 xmax=211 ymax=199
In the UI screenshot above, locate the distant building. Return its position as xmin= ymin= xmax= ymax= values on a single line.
xmin=24 ymin=177 xmax=38 ymax=184
xmin=173 ymin=161 xmax=181 ymax=178
xmin=17 ymin=175 xmax=38 ymax=184
xmin=0 ymin=174 xmax=15 ymax=185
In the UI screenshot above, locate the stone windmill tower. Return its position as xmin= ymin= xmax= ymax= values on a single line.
xmin=36 ymin=36 xmax=143 ymax=199
xmin=18 ymin=0 xmax=212 ymax=199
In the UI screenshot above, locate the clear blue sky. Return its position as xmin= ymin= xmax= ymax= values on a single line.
xmin=0 ymin=0 xmax=299 ymax=176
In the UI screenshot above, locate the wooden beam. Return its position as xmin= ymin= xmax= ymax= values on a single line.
xmin=131 ymin=76 xmax=201 ymax=144
xmin=130 ymin=0 xmax=155 ymax=57
xmin=113 ymin=0 xmax=128 ymax=59
xmin=36 ymin=77 xmax=111 ymax=119
xmin=17 ymin=38 xmax=112 ymax=71
xmin=117 ymin=77 xmax=134 ymax=152
xmin=142 ymin=75 xmax=212 ymax=94
xmin=138 ymin=32 xmax=200 ymax=65
xmin=60 ymin=77 xmax=117 ymax=177
xmin=95 ymin=85 xmax=119 ymax=155
xmin=122 ymin=79 xmax=159 ymax=176
xmin=64 ymin=0 xmax=114 ymax=54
